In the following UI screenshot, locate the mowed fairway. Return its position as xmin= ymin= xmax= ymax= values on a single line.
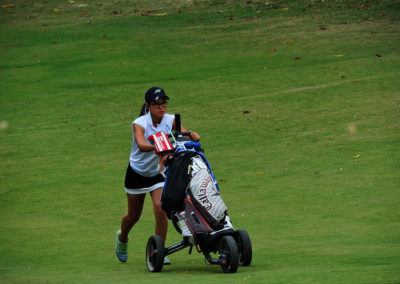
xmin=0 ymin=0 xmax=399 ymax=283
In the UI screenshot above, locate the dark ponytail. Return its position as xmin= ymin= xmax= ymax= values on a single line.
xmin=139 ymin=103 xmax=148 ymax=116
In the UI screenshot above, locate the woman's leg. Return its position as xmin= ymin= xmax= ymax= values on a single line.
xmin=119 ymin=193 xmax=146 ymax=243
xmin=150 ymin=187 xmax=168 ymax=243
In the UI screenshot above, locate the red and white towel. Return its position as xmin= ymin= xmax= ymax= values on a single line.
xmin=148 ymin=132 xmax=174 ymax=153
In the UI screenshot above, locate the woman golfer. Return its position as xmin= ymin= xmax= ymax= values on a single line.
xmin=115 ymin=87 xmax=200 ymax=264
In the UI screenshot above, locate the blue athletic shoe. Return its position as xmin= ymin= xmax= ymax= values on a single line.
xmin=164 ymin=256 xmax=171 ymax=265
xmin=115 ymin=230 xmax=128 ymax=262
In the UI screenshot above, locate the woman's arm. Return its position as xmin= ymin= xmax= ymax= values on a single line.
xmin=133 ymin=124 xmax=156 ymax=152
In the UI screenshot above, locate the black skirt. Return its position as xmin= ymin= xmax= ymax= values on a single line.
xmin=124 ymin=164 xmax=165 ymax=189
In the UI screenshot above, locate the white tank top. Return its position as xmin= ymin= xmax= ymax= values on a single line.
xmin=129 ymin=112 xmax=174 ymax=177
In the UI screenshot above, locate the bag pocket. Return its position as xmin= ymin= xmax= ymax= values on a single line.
xmin=185 ymin=197 xmax=213 ymax=239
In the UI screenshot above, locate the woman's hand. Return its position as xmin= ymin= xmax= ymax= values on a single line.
xmin=179 ymin=123 xmax=200 ymax=141
xmin=189 ymin=130 xmax=200 ymax=141
xmin=157 ymin=151 xmax=172 ymax=173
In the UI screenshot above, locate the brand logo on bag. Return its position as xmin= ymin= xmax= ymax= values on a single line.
xmin=198 ymin=175 xmax=214 ymax=210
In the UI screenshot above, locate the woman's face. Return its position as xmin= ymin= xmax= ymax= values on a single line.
xmin=148 ymin=98 xmax=168 ymax=122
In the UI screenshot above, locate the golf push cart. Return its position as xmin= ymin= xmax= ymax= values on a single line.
xmin=145 ymin=114 xmax=252 ymax=273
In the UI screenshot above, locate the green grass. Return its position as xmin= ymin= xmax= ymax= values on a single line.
xmin=1 ymin=0 xmax=399 ymax=283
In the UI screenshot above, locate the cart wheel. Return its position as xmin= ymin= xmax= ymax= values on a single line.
xmin=236 ymin=229 xmax=252 ymax=266
xmin=146 ymin=235 xmax=165 ymax=272
xmin=218 ymin=235 xmax=239 ymax=273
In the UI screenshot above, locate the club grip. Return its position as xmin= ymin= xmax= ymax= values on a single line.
xmin=175 ymin=114 xmax=181 ymax=132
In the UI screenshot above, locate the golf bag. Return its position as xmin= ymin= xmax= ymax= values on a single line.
xmin=162 ymin=153 xmax=228 ymax=239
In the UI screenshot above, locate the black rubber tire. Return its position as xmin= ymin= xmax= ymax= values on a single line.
xmin=219 ymin=235 xmax=239 ymax=273
xmin=236 ymin=229 xmax=252 ymax=266
xmin=146 ymin=235 xmax=165 ymax=272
